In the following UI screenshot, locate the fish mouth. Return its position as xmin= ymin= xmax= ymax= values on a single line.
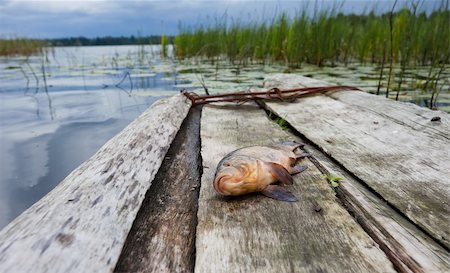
xmin=214 ymin=174 xmax=233 ymax=195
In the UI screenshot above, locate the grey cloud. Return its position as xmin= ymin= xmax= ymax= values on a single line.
xmin=0 ymin=0 xmax=444 ymax=38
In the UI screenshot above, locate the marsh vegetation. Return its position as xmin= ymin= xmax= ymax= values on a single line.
xmin=0 ymin=38 xmax=48 ymax=56
xmin=174 ymin=1 xmax=449 ymax=109
xmin=174 ymin=2 xmax=449 ymax=66
xmin=0 ymin=35 xmax=174 ymax=56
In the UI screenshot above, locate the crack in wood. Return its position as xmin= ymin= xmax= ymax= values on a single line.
xmin=114 ymin=106 xmax=202 ymax=273
xmin=257 ymin=79 xmax=450 ymax=272
xmin=196 ymin=101 xmax=396 ymax=273
xmin=261 ymin=104 xmax=449 ymax=272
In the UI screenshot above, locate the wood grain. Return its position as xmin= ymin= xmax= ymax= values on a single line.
xmin=114 ymin=106 xmax=201 ymax=273
xmin=263 ymin=73 xmax=450 ymax=250
xmin=195 ymin=102 xmax=395 ymax=273
xmin=303 ymin=142 xmax=450 ymax=273
xmin=0 ymin=94 xmax=191 ymax=273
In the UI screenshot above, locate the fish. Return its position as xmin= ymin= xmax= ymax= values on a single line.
xmin=213 ymin=141 xmax=309 ymax=202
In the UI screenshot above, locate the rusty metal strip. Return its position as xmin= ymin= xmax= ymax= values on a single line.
xmin=182 ymin=85 xmax=360 ymax=105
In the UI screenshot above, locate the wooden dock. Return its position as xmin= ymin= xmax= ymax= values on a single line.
xmin=0 ymin=74 xmax=448 ymax=273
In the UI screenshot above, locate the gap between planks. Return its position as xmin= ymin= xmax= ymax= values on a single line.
xmin=114 ymin=106 xmax=202 ymax=273
xmin=195 ymin=102 xmax=397 ymax=273
xmin=259 ymin=101 xmax=450 ymax=273
xmin=263 ymin=74 xmax=450 ymax=250
xmin=259 ymin=73 xmax=450 ymax=272
xmin=0 ymin=94 xmax=192 ymax=273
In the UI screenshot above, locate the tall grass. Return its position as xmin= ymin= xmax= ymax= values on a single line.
xmin=161 ymin=34 xmax=168 ymax=57
xmin=173 ymin=1 xmax=450 ymax=68
xmin=0 ymin=38 xmax=48 ymax=56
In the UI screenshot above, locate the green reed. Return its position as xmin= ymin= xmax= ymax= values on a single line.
xmin=161 ymin=34 xmax=169 ymax=58
xmin=0 ymin=38 xmax=48 ymax=56
xmin=173 ymin=1 xmax=449 ymax=108
xmin=173 ymin=1 xmax=449 ymax=68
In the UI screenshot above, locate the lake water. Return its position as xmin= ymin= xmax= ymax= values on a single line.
xmin=0 ymin=45 xmax=178 ymax=228
xmin=0 ymin=45 xmax=448 ymax=229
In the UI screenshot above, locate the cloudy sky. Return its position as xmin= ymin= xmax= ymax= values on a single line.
xmin=0 ymin=0 xmax=445 ymax=38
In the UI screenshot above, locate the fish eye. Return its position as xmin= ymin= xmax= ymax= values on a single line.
xmin=224 ymin=162 xmax=231 ymax=167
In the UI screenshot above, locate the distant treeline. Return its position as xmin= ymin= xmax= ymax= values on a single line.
xmin=47 ymin=35 xmax=174 ymax=46
xmin=0 ymin=35 xmax=173 ymax=56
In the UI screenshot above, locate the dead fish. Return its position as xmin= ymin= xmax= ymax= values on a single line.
xmin=213 ymin=141 xmax=309 ymax=202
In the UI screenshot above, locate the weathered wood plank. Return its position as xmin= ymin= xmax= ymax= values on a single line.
xmin=0 ymin=94 xmax=191 ymax=273
xmin=304 ymin=142 xmax=450 ymax=273
xmin=263 ymin=74 xmax=450 ymax=249
xmin=196 ymin=103 xmax=396 ymax=273
xmin=114 ymin=106 xmax=201 ymax=273
xmin=264 ymin=74 xmax=450 ymax=137
xmin=329 ymin=91 xmax=450 ymax=138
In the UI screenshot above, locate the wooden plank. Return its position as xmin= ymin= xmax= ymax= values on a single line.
xmin=0 ymin=94 xmax=191 ymax=273
xmin=264 ymin=74 xmax=450 ymax=137
xmin=304 ymin=143 xmax=450 ymax=273
xmin=114 ymin=106 xmax=201 ymax=273
xmin=262 ymin=74 xmax=450 ymax=249
xmin=196 ymin=103 xmax=396 ymax=273
xmin=328 ymin=91 xmax=450 ymax=138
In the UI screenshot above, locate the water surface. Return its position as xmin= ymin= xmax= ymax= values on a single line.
xmin=0 ymin=45 xmax=177 ymax=228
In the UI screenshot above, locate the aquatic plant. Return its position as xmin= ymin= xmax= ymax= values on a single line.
xmin=173 ymin=0 xmax=449 ymax=107
xmin=161 ymin=34 xmax=168 ymax=58
xmin=174 ymin=1 xmax=449 ymax=67
xmin=0 ymin=37 xmax=48 ymax=56
xmin=385 ymin=0 xmax=398 ymax=99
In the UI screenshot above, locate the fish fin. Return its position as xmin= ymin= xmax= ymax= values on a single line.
xmin=261 ymin=185 xmax=298 ymax=202
xmin=295 ymin=152 xmax=311 ymax=159
xmin=266 ymin=162 xmax=293 ymax=185
xmin=290 ymin=165 xmax=308 ymax=175
xmin=280 ymin=140 xmax=305 ymax=149
xmin=271 ymin=141 xmax=305 ymax=152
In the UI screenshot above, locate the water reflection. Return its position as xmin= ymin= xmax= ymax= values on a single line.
xmin=3 ymin=119 xmax=131 ymax=226
xmin=0 ymin=88 xmax=161 ymax=228
xmin=0 ymin=45 xmax=177 ymax=229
